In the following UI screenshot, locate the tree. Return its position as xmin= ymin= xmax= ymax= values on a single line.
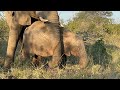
xmin=0 ymin=12 xmax=9 ymax=40
xmin=64 ymin=11 xmax=113 ymax=45
xmin=65 ymin=11 xmax=113 ymax=33
xmin=0 ymin=12 xmax=9 ymax=58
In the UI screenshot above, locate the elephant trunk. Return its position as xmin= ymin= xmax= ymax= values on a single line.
xmin=46 ymin=11 xmax=60 ymax=26
xmin=47 ymin=12 xmax=66 ymax=68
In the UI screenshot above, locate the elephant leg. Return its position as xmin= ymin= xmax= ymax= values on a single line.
xmin=78 ymin=41 xmax=88 ymax=69
xmin=49 ymin=28 xmax=67 ymax=69
xmin=32 ymin=55 xmax=41 ymax=67
xmin=4 ymin=26 xmax=22 ymax=70
xmin=48 ymin=41 xmax=62 ymax=69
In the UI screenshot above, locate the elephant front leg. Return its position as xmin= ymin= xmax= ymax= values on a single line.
xmin=4 ymin=28 xmax=21 ymax=70
xmin=49 ymin=29 xmax=66 ymax=69
xmin=48 ymin=41 xmax=62 ymax=69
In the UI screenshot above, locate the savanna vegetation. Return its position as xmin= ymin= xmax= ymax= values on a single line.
xmin=1 ymin=11 xmax=120 ymax=79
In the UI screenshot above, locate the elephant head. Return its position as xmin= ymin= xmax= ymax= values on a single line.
xmin=36 ymin=11 xmax=62 ymax=26
xmin=4 ymin=11 xmax=65 ymax=71
xmin=5 ymin=11 xmax=38 ymax=26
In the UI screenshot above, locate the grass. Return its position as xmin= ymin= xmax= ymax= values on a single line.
xmin=1 ymin=34 xmax=120 ymax=79
xmin=0 ymin=63 xmax=120 ymax=79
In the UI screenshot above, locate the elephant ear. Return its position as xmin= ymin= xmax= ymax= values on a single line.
xmin=14 ymin=11 xmax=32 ymax=25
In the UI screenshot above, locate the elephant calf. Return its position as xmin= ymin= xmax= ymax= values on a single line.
xmin=22 ymin=21 xmax=88 ymax=69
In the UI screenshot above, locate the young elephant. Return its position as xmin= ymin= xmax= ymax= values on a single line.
xmin=22 ymin=21 xmax=88 ymax=69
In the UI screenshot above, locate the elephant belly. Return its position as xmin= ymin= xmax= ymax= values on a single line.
xmin=30 ymin=38 xmax=55 ymax=57
xmin=33 ymin=46 xmax=53 ymax=57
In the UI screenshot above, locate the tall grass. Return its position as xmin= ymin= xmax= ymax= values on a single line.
xmin=0 ymin=34 xmax=120 ymax=79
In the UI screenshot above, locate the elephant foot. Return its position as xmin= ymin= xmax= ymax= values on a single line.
xmin=2 ymin=67 xmax=11 ymax=73
xmin=31 ymin=56 xmax=41 ymax=68
xmin=31 ymin=61 xmax=40 ymax=68
xmin=42 ymin=63 xmax=49 ymax=71
xmin=31 ymin=60 xmax=39 ymax=67
xmin=3 ymin=62 xmax=12 ymax=73
xmin=79 ymin=60 xmax=88 ymax=69
xmin=48 ymin=60 xmax=59 ymax=69
xmin=59 ymin=64 xmax=65 ymax=69
xmin=4 ymin=63 xmax=12 ymax=71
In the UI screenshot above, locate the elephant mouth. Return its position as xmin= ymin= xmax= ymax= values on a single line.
xmin=31 ymin=17 xmax=39 ymax=24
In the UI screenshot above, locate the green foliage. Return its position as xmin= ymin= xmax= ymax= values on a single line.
xmin=0 ymin=15 xmax=9 ymax=40
xmin=103 ymin=24 xmax=120 ymax=34
xmin=80 ymin=11 xmax=113 ymax=17
xmin=91 ymin=39 xmax=112 ymax=67
xmin=0 ymin=13 xmax=9 ymax=58
xmin=65 ymin=11 xmax=112 ymax=35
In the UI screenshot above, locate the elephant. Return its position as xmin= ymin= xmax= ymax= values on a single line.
xmin=22 ymin=21 xmax=88 ymax=69
xmin=4 ymin=11 xmax=66 ymax=70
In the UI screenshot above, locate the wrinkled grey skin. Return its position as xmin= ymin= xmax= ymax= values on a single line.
xmin=36 ymin=11 xmax=48 ymax=22
xmin=22 ymin=21 xmax=88 ymax=69
xmin=4 ymin=11 xmax=65 ymax=70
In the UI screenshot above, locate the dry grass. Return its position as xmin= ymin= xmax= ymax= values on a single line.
xmin=0 ymin=63 xmax=120 ymax=79
xmin=1 ymin=34 xmax=120 ymax=79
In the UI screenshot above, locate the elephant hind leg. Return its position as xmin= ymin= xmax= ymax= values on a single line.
xmin=78 ymin=42 xmax=88 ymax=69
xmin=32 ymin=55 xmax=41 ymax=67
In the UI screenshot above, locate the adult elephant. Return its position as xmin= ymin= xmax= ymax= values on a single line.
xmin=22 ymin=21 xmax=88 ymax=69
xmin=4 ymin=11 xmax=66 ymax=70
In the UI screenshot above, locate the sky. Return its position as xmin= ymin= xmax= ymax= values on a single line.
xmin=58 ymin=11 xmax=120 ymax=24
xmin=1 ymin=11 xmax=120 ymax=24
xmin=111 ymin=11 xmax=120 ymax=23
